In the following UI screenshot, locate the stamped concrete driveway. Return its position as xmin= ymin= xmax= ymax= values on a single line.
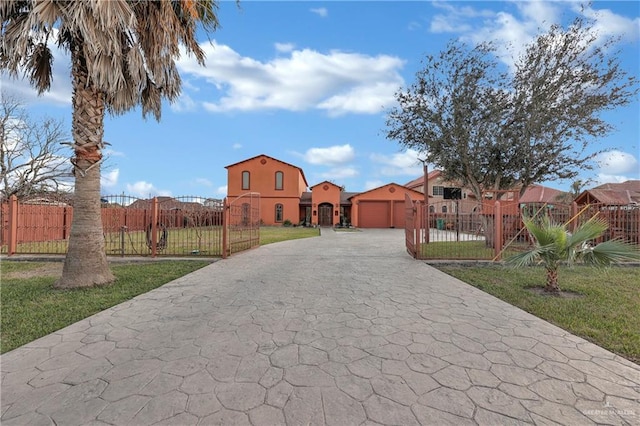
xmin=1 ymin=229 xmax=639 ymax=425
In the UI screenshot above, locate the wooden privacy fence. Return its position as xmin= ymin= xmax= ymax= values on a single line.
xmin=406 ymin=198 xmax=640 ymax=261
xmin=1 ymin=194 xmax=261 ymax=257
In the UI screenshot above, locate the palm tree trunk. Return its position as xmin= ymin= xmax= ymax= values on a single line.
xmin=55 ymin=41 xmax=114 ymax=288
xmin=544 ymin=267 xmax=560 ymax=293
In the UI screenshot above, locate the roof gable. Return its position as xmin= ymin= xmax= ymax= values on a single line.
xmin=225 ymin=154 xmax=309 ymax=187
xmin=310 ymin=180 xmax=342 ymax=190
xmin=576 ymin=181 xmax=640 ymax=205
xmin=350 ymin=183 xmax=426 ymax=200
xmin=404 ymin=170 xmax=443 ymax=188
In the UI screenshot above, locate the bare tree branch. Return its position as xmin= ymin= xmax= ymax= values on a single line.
xmin=0 ymin=92 xmax=72 ymax=199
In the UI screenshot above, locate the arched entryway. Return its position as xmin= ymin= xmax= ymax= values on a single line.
xmin=318 ymin=203 xmax=333 ymax=227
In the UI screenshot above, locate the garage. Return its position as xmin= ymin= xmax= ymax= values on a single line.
xmin=392 ymin=200 xmax=406 ymax=229
xmin=358 ymin=201 xmax=390 ymax=228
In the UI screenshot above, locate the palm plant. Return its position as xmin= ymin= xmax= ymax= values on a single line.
xmin=507 ymin=215 xmax=640 ymax=293
xmin=1 ymin=0 xmax=219 ymax=288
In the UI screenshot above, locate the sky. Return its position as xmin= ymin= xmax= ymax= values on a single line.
xmin=2 ymin=0 xmax=639 ymax=200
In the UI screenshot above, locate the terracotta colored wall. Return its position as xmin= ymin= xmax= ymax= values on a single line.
xmin=259 ymin=197 xmax=301 ymax=226
xmin=227 ymin=155 xmax=307 ymax=225
xmin=350 ymin=184 xmax=423 ymax=228
xmin=227 ymin=156 xmax=305 ymax=198
xmin=310 ymin=183 xmax=342 ymax=226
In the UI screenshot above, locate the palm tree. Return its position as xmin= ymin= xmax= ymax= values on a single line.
xmin=507 ymin=215 xmax=640 ymax=293
xmin=1 ymin=0 xmax=219 ymax=287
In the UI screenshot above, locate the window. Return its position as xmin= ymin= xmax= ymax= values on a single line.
xmin=275 ymin=203 xmax=283 ymax=222
xmin=442 ymin=205 xmax=448 ymax=213
xmin=275 ymin=171 xmax=284 ymax=190
xmin=429 ymin=205 xmax=435 ymax=213
xmin=242 ymin=171 xmax=250 ymax=190
xmin=433 ymin=185 xmax=444 ymax=196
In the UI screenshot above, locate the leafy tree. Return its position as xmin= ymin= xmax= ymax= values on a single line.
xmin=385 ymin=16 xmax=638 ymax=203
xmin=1 ymin=93 xmax=71 ymax=199
xmin=507 ymin=216 xmax=640 ymax=293
xmin=1 ymin=0 xmax=220 ymax=288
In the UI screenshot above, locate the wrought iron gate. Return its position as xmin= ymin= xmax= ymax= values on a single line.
xmin=405 ymin=193 xmax=417 ymax=258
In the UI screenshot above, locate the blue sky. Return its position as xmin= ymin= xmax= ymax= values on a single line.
xmin=3 ymin=0 xmax=639 ymax=199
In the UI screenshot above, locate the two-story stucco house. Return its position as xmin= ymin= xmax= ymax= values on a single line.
xmin=225 ymin=154 xmax=424 ymax=227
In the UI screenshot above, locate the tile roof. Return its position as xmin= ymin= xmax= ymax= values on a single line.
xmin=349 ymin=183 xmax=426 ymax=200
xmin=404 ymin=170 xmax=443 ymax=189
xmin=519 ymin=185 xmax=568 ymax=204
xmin=576 ymin=180 xmax=640 ymax=206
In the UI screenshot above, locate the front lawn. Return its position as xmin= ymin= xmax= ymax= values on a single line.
xmin=259 ymin=226 xmax=320 ymax=245
xmin=435 ymin=264 xmax=640 ymax=363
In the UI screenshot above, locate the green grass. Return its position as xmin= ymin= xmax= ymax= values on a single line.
xmin=259 ymin=226 xmax=320 ymax=245
xmin=420 ymin=240 xmax=520 ymax=260
xmin=1 ymin=260 xmax=210 ymax=353
xmin=435 ymin=264 xmax=640 ymax=363
xmin=3 ymin=226 xmax=320 ymax=256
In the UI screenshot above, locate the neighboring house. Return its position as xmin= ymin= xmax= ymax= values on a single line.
xmin=575 ymin=180 xmax=640 ymax=244
xmin=128 ymin=196 xmax=205 ymax=211
xmin=225 ymin=154 xmax=424 ymax=227
xmin=405 ymin=171 xmax=476 ymax=214
xmin=575 ymin=180 xmax=640 ymax=207
xmin=519 ymin=184 xmax=569 ymax=204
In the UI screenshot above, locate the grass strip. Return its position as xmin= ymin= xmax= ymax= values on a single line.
xmin=259 ymin=226 xmax=320 ymax=245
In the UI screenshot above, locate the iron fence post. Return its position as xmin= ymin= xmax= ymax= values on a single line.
xmin=494 ymin=201 xmax=503 ymax=260
xmin=151 ymin=197 xmax=158 ymax=258
xmin=8 ymin=195 xmax=18 ymax=256
xmin=222 ymin=198 xmax=228 ymax=259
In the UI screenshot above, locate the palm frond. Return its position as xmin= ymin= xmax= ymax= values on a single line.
xmin=580 ymin=239 xmax=640 ymax=267
xmin=567 ymin=216 xmax=609 ymax=249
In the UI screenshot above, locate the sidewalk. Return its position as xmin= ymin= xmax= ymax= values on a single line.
xmin=1 ymin=228 xmax=639 ymax=425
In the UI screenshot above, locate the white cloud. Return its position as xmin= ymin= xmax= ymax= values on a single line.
xmin=364 ymin=180 xmax=385 ymax=191
xmin=275 ymin=42 xmax=295 ymax=53
xmin=431 ymin=2 xmax=637 ymax=71
xmin=430 ymin=2 xmax=495 ymax=34
xmin=195 ymin=178 xmax=213 ymax=187
xmin=103 ymin=148 xmax=125 ymax=158
xmin=430 ymin=15 xmax=472 ymax=33
xmin=101 ymin=169 xmax=120 ymax=188
xmin=595 ymin=173 xmax=634 ymax=185
xmin=516 ymin=0 xmax=560 ymax=30
xmin=370 ymin=148 xmax=423 ymax=176
xmin=170 ymin=93 xmax=197 ymax=112
xmin=311 ymin=7 xmax=328 ymax=18
xmin=320 ymin=167 xmax=358 ymax=179
xmin=178 ymin=42 xmax=404 ymax=116
xmin=596 ymin=150 xmax=639 ymax=175
xmin=232 ymin=143 xmax=243 ymax=149
xmin=304 ymin=144 xmax=355 ymax=165
xmin=575 ymin=4 xmax=640 ymax=42
xmin=216 ymin=185 xmax=228 ymax=195
xmin=126 ymin=181 xmax=171 ymax=198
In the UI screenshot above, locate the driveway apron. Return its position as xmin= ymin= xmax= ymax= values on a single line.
xmin=1 ymin=229 xmax=639 ymax=425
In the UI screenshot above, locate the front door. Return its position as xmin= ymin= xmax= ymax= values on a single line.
xmin=319 ymin=203 xmax=333 ymax=227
